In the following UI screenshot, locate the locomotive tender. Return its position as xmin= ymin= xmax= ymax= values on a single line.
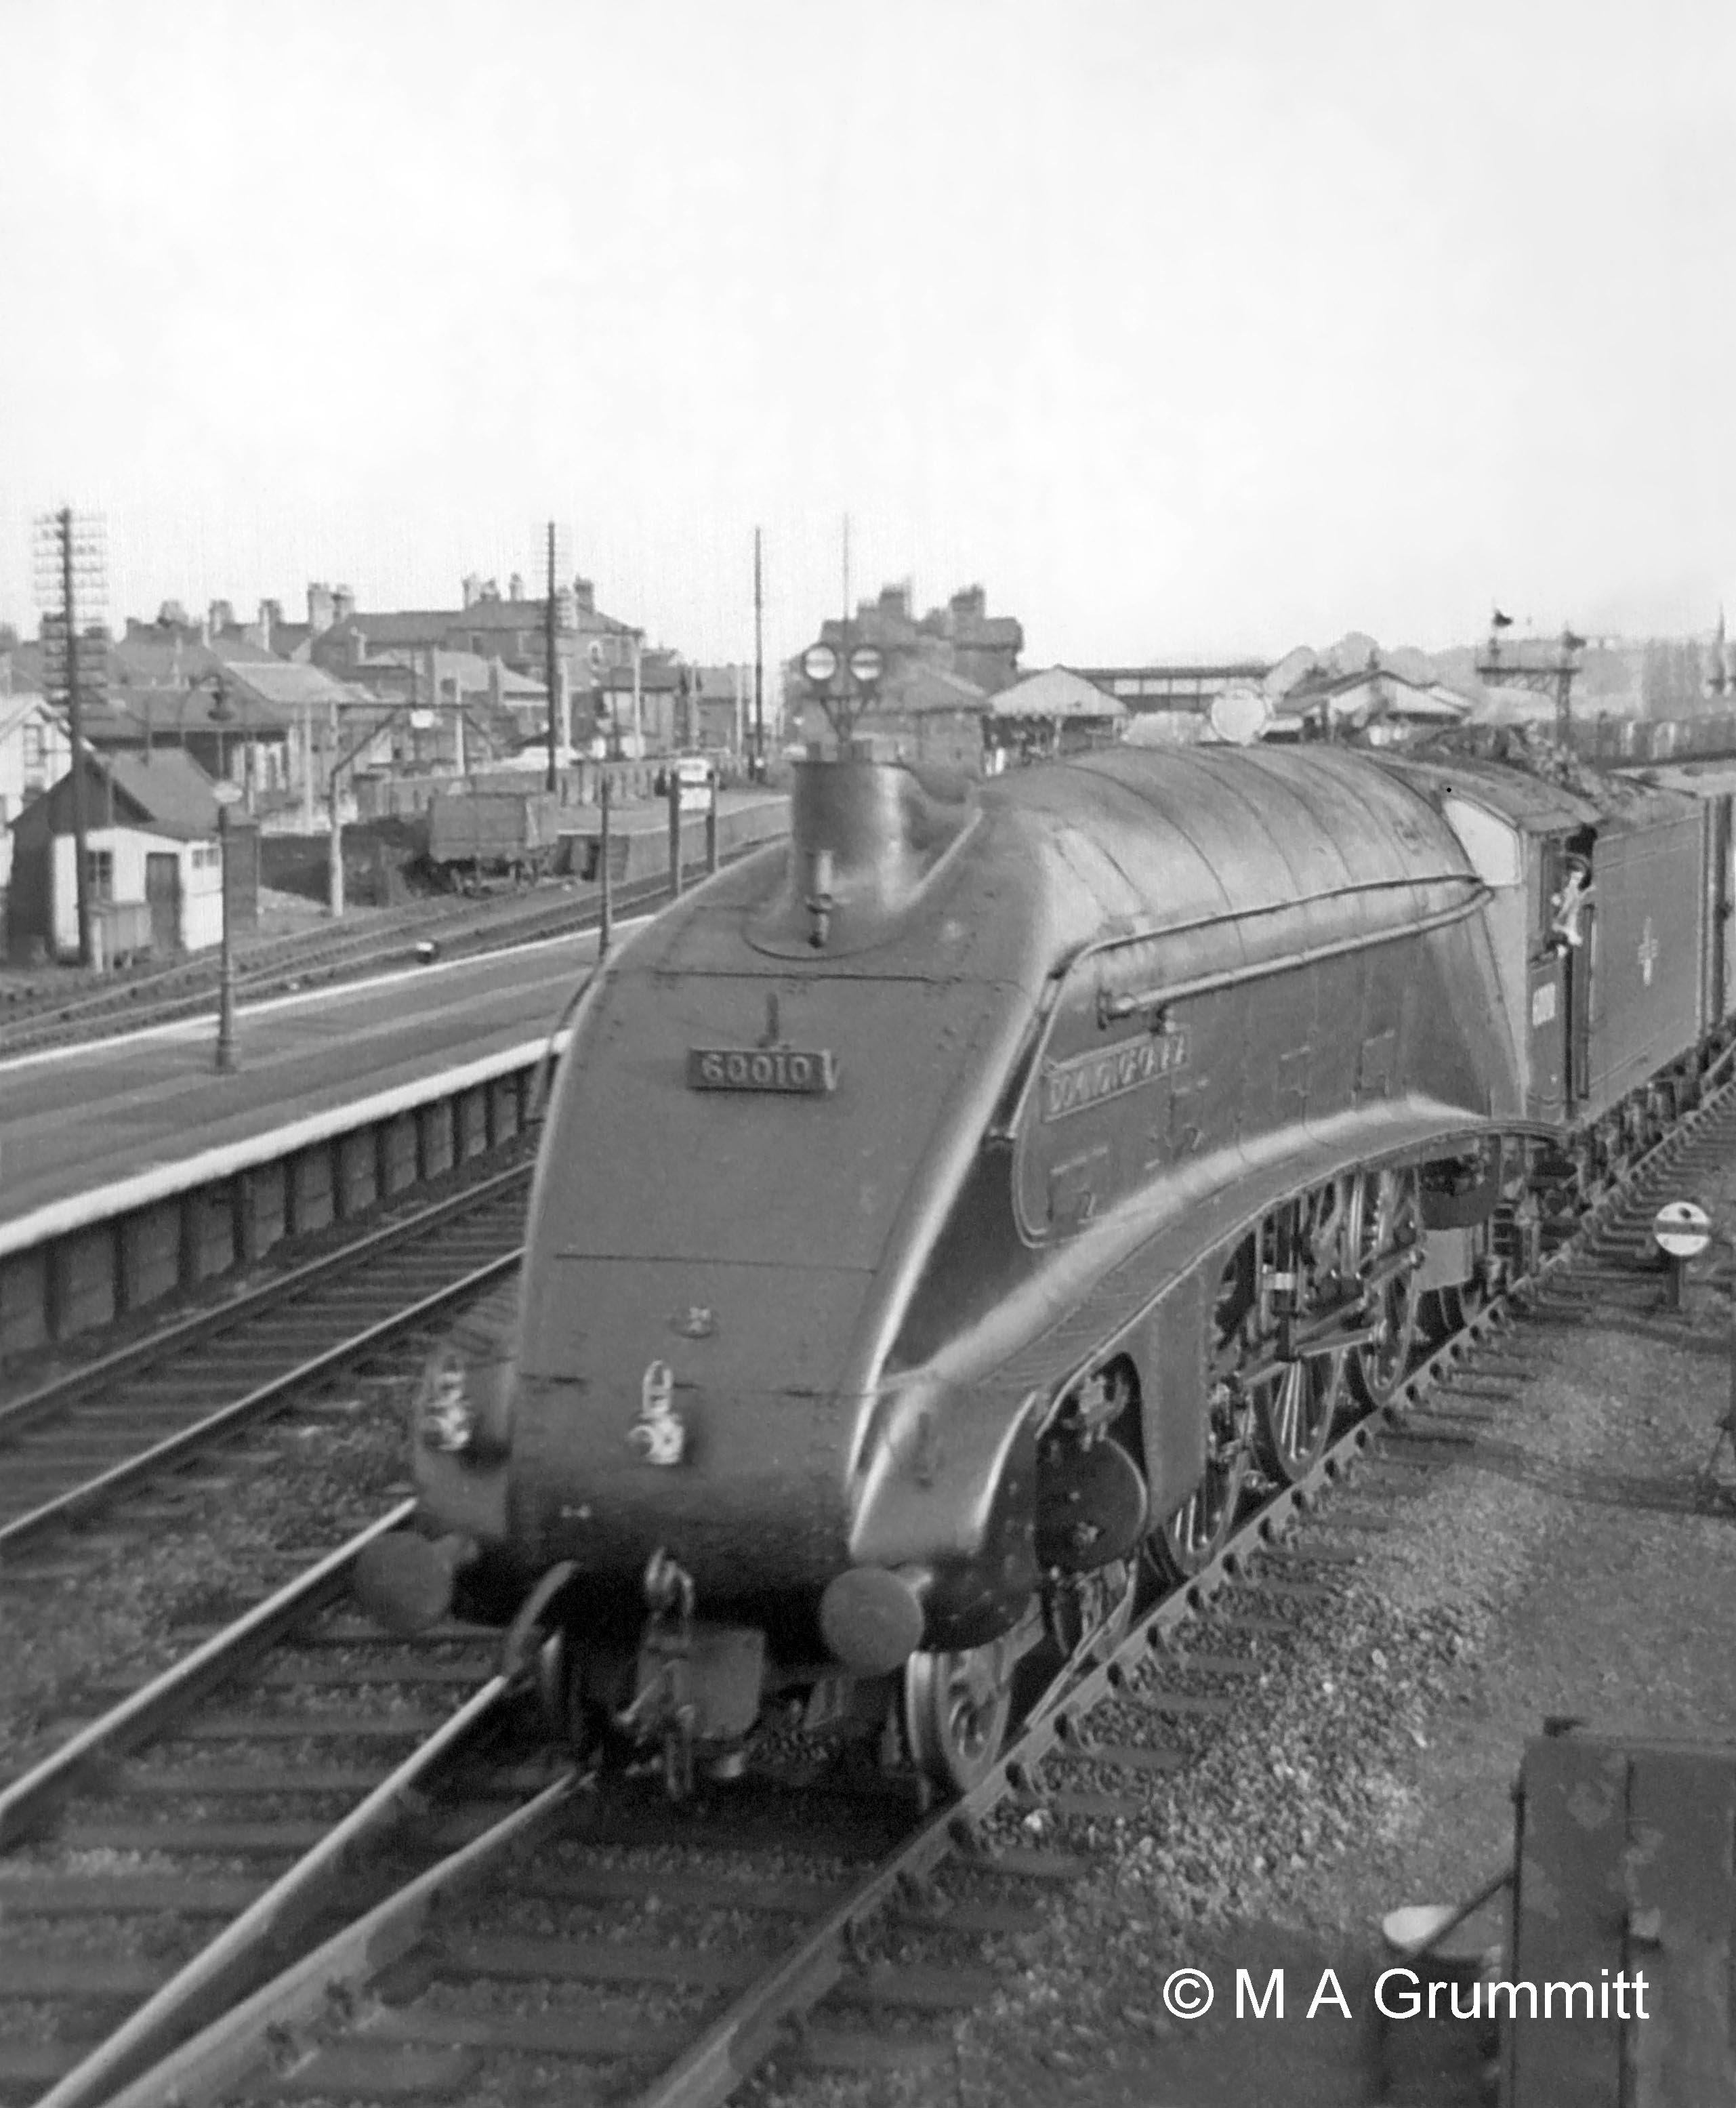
xmin=358 ymin=737 xmax=1735 ymax=1792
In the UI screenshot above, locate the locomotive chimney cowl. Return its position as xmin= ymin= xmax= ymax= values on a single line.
xmin=747 ymin=748 xmax=979 ymax=958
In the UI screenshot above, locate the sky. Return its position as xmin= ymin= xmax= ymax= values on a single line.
xmin=2 ymin=0 xmax=1732 ymax=670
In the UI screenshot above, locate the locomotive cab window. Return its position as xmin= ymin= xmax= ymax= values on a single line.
xmin=1441 ymin=795 xmax=1521 ymax=888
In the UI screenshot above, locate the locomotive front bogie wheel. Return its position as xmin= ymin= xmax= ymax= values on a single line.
xmin=903 ymin=1639 xmax=1017 ymax=1795
xmin=1251 ymin=1350 xmax=1344 ymax=1483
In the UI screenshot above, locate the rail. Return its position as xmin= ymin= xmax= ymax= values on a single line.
xmin=59 ymin=1056 xmax=1736 ymax=2108
xmin=0 ymin=1165 xmax=530 ymax=1567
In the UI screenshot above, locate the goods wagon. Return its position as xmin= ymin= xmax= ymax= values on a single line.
xmin=424 ymin=787 xmax=564 ymax=886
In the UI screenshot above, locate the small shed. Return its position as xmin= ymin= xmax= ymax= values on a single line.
xmin=7 ymin=748 xmax=226 ymax=964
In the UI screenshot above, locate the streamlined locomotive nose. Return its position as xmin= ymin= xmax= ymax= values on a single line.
xmin=506 ymin=1258 xmax=867 ymax=1596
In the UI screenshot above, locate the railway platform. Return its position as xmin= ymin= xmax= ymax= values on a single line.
xmin=0 ymin=926 xmax=604 ymax=1235
xmin=0 ymin=926 xmax=611 ymax=1361
xmin=0 ymin=795 xmax=791 ymax=1364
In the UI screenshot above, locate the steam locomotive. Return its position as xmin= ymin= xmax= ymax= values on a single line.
xmin=357 ymin=736 xmax=1733 ymax=1792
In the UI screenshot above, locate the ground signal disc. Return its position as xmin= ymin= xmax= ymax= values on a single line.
xmin=1653 ymin=1199 xmax=1712 ymax=1258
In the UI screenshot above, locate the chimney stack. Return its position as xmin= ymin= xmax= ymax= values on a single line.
xmin=307 ymin=582 xmax=336 ymax=634
xmin=461 ymin=573 xmax=482 ymax=609
xmin=333 ymin=584 xmax=356 ymax=625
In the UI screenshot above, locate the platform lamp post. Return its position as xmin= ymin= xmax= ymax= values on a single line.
xmin=598 ymin=774 xmax=613 ymax=957
xmin=198 ymin=674 xmax=246 ymax=1073
xmin=213 ymin=788 xmax=244 ymax=1071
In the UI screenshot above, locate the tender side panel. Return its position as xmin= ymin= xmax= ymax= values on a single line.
xmin=1583 ymin=814 xmax=1703 ymax=1114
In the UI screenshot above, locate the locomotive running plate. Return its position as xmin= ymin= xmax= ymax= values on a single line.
xmin=687 ymin=1046 xmax=838 ymax=1094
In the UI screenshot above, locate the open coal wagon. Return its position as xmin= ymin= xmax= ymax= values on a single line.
xmin=422 ymin=786 xmax=565 ymax=890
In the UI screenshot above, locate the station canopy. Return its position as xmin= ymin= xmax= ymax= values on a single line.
xmin=987 ymin=667 xmax=1126 ymax=720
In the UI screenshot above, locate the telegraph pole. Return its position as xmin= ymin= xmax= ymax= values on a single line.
xmin=545 ymin=520 xmax=560 ymax=792
xmin=34 ymin=508 xmax=106 ymax=967
xmin=60 ymin=514 xmax=91 ymax=966
xmin=753 ymin=526 xmax=765 ymax=777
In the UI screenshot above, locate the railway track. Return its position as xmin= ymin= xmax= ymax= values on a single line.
xmin=0 ymin=1163 xmax=533 ymax=1577
xmin=0 ymin=1511 xmax=528 ymax=2108
xmin=0 ymin=873 xmax=674 ymax=1062
xmin=7 ymin=1070 xmax=1725 ymax=2108
xmin=0 ymin=810 xmax=788 ymax=1062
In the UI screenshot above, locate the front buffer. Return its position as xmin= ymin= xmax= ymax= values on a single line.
xmin=354 ymin=1266 xmax=1056 ymax=1792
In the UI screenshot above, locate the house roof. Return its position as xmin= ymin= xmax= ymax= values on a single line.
xmin=322 ymin=611 xmax=460 ymax=650
xmin=447 ymin=599 xmax=550 ymax=630
xmin=110 ymin=634 xmax=278 ymax=684
xmin=16 ymin=747 xmax=221 ymax=841
xmin=989 ymin=667 xmax=1125 ymax=720
xmin=215 ymin=659 xmax=373 ymax=712
xmin=880 ymin=663 xmax=989 ymax=715
xmin=447 ymin=597 xmax=636 ymax=639
xmin=105 ymin=748 xmax=223 ymax=835
xmin=323 ymin=599 xmax=637 ymax=659
xmin=140 ymin=682 xmax=302 ymax=733
xmin=57 ymin=695 xmax=150 ymax=745
xmin=0 ymin=690 xmax=55 ymax=743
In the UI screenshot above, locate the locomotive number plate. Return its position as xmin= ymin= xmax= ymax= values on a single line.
xmin=688 ymin=1046 xmax=838 ymax=1095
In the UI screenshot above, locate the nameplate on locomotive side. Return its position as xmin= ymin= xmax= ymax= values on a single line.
xmin=1041 ymin=1029 xmax=1190 ymax=1121
xmin=688 ymin=1046 xmax=838 ymax=1095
